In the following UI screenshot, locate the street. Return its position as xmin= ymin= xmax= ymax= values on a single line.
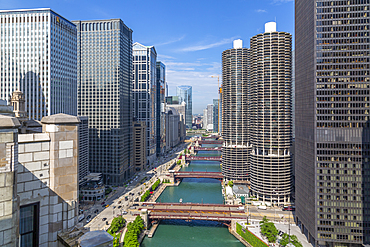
xmin=84 ymin=142 xmax=189 ymax=230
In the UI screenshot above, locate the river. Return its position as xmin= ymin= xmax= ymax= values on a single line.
xmin=141 ymin=143 xmax=244 ymax=247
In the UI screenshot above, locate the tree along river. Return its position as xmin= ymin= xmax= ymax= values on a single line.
xmin=141 ymin=145 xmax=244 ymax=247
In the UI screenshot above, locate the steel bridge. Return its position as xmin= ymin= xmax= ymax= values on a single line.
xmin=173 ymin=171 xmax=223 ymax=179
xmin=185 ymin=156 xmax=222 ymax=161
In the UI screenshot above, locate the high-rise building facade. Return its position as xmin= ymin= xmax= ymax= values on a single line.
xmin=207 ymin=103 xmax=213 ymax=130
xmin=295 ymin=1 xmax=370 ymax=245
xmin=156 ymin=61 xmax=166 ymax=155
xmin=73 ymin=19 xmax=133 ymax=185
xmin=221 ymin=39 xmax=250 ymax=181
xmin=213 ymin=99 xmax=219 ymax=132
xmin=0 ymin=8 xmax=77 ymax=120
xmin=133 ymin=42 xmax=157 ymax=163
xmin=176 ymin=85 xmax=192 ymax=128
xmin=249 ymin=22 xmax=292 ymax=204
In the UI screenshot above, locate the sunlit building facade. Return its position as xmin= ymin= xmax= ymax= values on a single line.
xmin=176 ymin=85 xmax=192 ymax=128
xmin=133 ymin=42 xmax=157 ymax=163
xmin=0 ymin=8 xmax=77 ymax=120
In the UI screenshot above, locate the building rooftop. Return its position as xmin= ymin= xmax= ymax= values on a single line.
xmin=78 ymin=230 xmax=113 ymax=247
xmin=41 ymin=113 xmax=80 ymax=124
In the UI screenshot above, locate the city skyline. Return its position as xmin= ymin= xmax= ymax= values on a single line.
xmin=0 ymin=0 xmax=294 ymax=114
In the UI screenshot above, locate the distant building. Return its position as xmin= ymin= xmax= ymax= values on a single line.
xmin=203 ymin=108 xmax=208 ymax=129
xmin=133 ymin=42 xmax=157 ymax=164
xmin=166 ymin=96 xmax=179 ymax=105
xmin=207 ymin=104 xmax=213 ymax=131
xmin=213 ymin=99 xmax=219 ymax=133
xmin=165 ymin=103 xmax=186 ymax=149
xmin=0 ymin=8 xmax=77 ymax=120
xmin=176 ymin=85 xmax=192 ymax=128
xmin=156 ymin=62 xmax=166 ymax=156
xmin=73 ymin=19 xmax=133 ymax=185
xmin=167 ymin=102 xmax=186 ymax=141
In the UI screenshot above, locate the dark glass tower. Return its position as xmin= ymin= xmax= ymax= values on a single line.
xmin=74 ymin=19 xmax=133 ymax=185
xmin=156 ymin=62 xmax=166 ymax=156
xmin=295 ymin=0 xmax=370 ymax=245
xmin=221 ymin=39 xmax=250 ymax=181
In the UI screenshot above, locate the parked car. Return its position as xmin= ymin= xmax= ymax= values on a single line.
xmin=258 ymin=205 xmax=267 ymax=210
xmin=102 ymin=218 xmax=107 ymax=221
xmin=122 ymin=211 xmax=128 ymax=215
xmin=118 ymin=206 xmax=122 ymax=209
xmin=105 ymin=204 xmax=110 ymax=208
xmin=237 ymin=206 xmax=245 ymax=211
xmin=113 ymin=206 xmax=116 ymax=209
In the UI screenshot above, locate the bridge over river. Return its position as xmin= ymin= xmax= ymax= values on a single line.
xmin=185 ymin=156 xmax=222 ymax=161
xmin=173 ymin=171 xmax=223 ymax=179
xmin=139 ymin=203 xmax=248 ymax=222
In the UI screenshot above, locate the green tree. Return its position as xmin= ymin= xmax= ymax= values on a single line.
xmin=280 ymin=233 xmax=290 ymax=246
xmin=291 ymin=235 xmax=303 ymax=247
xmin=227 ymin=180 xmax=234 ymax=187
xmin=259 ymin=217 xmax=278 ymax=243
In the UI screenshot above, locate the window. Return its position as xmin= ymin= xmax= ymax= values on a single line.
xmin=20 ymin=203 xmax=39 ymax=247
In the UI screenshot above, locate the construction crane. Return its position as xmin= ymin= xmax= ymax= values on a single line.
xmin=211 ymin=75 xmax=220 ymax=134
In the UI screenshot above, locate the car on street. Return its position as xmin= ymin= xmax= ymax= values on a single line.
xmin=94 ymin=209 xmax=99 ymax=213
xmin=118 ymin=206 xmax=122 ymax=209
xmin=282 ymin=206 xmax=295 ymax=211
xmin=129 ymin=206 xmax=136 ymax=209
xmin=257 ymin=205 xmax=267 ymax=210
xmin=122 ymin=211 xmax=128 ymax=215
xmin=102 ymin=218 xmax=107 ymax=221
xmin=101 ymin=202 xmax=105 ymax=205
xmin=113 ymin=206 xmax=116 ymax=209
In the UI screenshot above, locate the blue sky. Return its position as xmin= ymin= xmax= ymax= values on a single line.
xmin=1 ymin=0 xmax=294 ymax=114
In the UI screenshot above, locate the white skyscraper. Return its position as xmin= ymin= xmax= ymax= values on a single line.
xmin=133 ymin=42 xmax=157 ymax=164
xmin=0 ymin=8 xmax=77 ymax=120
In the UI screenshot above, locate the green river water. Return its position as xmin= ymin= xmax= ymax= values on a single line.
xmin=141 ymin=146 xmax=244 ymax=247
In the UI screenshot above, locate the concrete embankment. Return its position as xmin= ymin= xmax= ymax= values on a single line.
xmin=147 ymin=222 xmax=160 ymax=238
xmin=228 ymin=227 xmax=251 ymax=247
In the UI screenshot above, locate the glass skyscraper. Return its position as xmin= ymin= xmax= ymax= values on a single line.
xmin=176 ymin=85 xmax=192 ymax=128
xmin=156 ymin=61 xmax=166 ymax=155
xmin=133 ymin=42 xmax=157 ymax=163
xmin=0 ymin=8 xmax=77 ymax=120
xmin=295 ymin=0 xmax=370 ymax=245
xmin=73 ymin=19 xmax=133 ymax=185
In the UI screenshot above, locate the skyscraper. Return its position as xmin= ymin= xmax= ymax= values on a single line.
xmin=156 ymin=61 xmax=166 ymax=155
xmin=213 ymin=99 xmax=219 ymax=132
xmin=133 ymin=42 xmax=157 ymax=163
xmin=176 ymin=85 xmax=192 ymax=128
xmin=249 ymin=22 xmax=292 ymax=204
xmin=221 ymin=39 xmax=250 ymax=181
xmin=73 ymin=19 xmax=133 ymax=185
xmin=295 ymin=0 xmax=370 ymax=245
xmin=0 ymin=8 xmax=77 ymax=120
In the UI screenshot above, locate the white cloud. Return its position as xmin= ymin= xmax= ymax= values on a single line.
xmin=155 ymin=35 xmax=186 ymax=46
xmin=178 ymin=37 xmax=238 ymax=52
xmin=255 ymin=9 xmax=267 ymax=13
